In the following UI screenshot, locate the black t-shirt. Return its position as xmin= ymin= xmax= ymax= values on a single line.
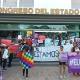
xmin=22 ymin=44 xmax=30 ymax=52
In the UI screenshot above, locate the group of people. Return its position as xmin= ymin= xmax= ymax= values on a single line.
xmin=0 ymin=36 xmax=80 ymax=80
xmin=0 ymin=36 xmax=33 ymax=79
xmin=59 ymin=41 xmax=80 ymax=79
xmin=18 ymin=38 xmax=80 ymax=79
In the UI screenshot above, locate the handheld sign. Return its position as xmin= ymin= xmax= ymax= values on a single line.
xmin=68 ymin=53 xmax=80 ymax=73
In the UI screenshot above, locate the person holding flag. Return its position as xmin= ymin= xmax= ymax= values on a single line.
xmin=17 ymin=40 xmax=34 ymax=80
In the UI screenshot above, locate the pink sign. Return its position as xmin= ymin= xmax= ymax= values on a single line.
xmin=1 ymin=39 xmax=12 ymax=46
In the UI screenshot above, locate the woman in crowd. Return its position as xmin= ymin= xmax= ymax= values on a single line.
xmin=71 ymin=42 xmax=80 ymax=53
xmin=71 ymin=42 xmax=80 ymax=76
xmin=59 ymin=46 xmax=66 ymax=79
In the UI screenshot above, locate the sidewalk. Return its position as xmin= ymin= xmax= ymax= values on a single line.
xmin=2 ymin=61 xmax=80 ymax=80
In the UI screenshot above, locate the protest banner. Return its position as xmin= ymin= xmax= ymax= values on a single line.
xmin=34 ymin=45 xmax=71 ymax=61
xmin=34 ymin=46 xmax=60 ymax=61
xmin=68 ymin=53 xmax=80 ymax=73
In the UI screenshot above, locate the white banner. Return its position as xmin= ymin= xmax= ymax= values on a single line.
xmin=33 ymin=44 xmax=73 ymax=61
xmin=34 ymin=46 xmax=59 ymax=61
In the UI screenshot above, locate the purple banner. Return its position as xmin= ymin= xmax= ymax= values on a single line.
xmin=68 ymin=53 xmax=80 ymax=73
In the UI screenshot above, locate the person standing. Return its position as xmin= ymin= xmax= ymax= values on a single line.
xmin=71 ymin=42 xmax=80 ymax=76
xmin=17 ymin=39 xmax=34 ymax=80
xmin=2 ymin=46 xmax=9 ymax=70
xmin=19 ymin=41 xmax=30 ymax=79
xmin=59 ymin=46 xmax=66 ymax=79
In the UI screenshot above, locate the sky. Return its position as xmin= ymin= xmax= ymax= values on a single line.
xmin=0 ymin=0 xmax=80 ymax=9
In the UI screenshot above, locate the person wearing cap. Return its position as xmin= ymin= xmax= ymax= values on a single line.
xmin=59 ymin=46 xmax=66 ymax=79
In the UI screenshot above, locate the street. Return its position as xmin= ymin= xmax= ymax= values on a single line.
xmin=1 ymin=59 xmax=80 ymax=80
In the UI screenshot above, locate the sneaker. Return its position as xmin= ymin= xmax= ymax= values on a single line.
xmin=26 ymin=77 xmax=28 ymax=80
xmin=63 ymin=75 xmax=66 ymax=78
xmin=60 ymin=75 xmax=63 ymax=79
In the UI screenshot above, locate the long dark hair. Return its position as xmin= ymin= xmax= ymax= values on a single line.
xmin=72 ymin=42 xmax=77 ymax=52
xmin=71 ymin=47 xmax=75 ymax=52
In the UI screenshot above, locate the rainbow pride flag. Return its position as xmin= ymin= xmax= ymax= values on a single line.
xmin=17 ymin=51 xmax=34 ymax=68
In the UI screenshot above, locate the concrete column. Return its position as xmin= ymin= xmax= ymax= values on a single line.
xmin=75 ymin=25 xmax=79 ymax=37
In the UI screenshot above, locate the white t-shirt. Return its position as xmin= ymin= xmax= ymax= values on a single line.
xmin=2 ymin=49 xmax=9 ymax=59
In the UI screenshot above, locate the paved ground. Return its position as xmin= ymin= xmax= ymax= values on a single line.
xmin=1 ymin=59 xmax=80 ymax=80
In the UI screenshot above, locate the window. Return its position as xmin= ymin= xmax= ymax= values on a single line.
xmin=3 ymin=0 xmax=17 ymax=7
xmin=19 ymin=0 xmax=34 ymax=7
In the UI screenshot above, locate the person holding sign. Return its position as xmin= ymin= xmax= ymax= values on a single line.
xmin=71 ymin=42 xmax=80 ymax=76
xmin=59 ymin=46 xmax=67 ymax=79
